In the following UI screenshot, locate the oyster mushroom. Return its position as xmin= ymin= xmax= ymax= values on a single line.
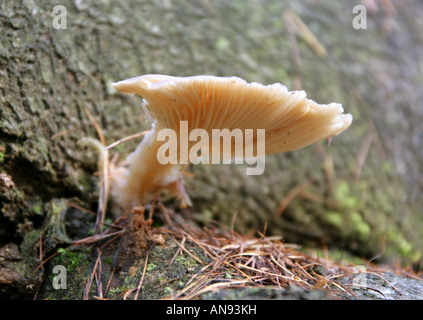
xmin=110 ymin=74 xmax=352 ymax=211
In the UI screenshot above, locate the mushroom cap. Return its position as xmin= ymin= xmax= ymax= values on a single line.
xmin=112 ymin=74 xmax=352 ymax=155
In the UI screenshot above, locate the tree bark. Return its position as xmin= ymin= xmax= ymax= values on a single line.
xmin=1 ymin=0 xmax=422 ymax=298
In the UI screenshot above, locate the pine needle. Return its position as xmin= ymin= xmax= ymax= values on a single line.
xmin=287 ymin=9 xmax=327 ymax=58
xmin=83 ymin=107 xmax=109 ymax=234
xmin=134 ymin=254 xmax=149 ymax=300
xmin=105 ymin=130 xmax=149 ymax=150
xmin=50 ymin=126 xmax=82 ymax=140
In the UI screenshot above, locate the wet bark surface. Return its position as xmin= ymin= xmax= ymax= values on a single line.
xmin=1 ymin=0 xmax=422 ymax=299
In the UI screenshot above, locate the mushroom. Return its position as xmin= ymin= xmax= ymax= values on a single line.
xmin=110 ymin=74 xmax=352 ymax=211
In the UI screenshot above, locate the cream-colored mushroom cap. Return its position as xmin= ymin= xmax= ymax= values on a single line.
xmin=112 ymin=74 xmax=352 ymax=155
xmin=110 ymin=74 xmax=352 ymax=210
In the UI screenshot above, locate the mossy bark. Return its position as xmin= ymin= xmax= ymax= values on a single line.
xmin=1 ymin=0 xmax=422 ymax=299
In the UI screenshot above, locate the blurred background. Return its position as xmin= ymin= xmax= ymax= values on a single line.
xmin=1 ymin=0 xmax=422 ymax=277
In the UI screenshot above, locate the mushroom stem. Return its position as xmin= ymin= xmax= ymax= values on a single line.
xmin=110 ymin=123 xmax=192 ymax=211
